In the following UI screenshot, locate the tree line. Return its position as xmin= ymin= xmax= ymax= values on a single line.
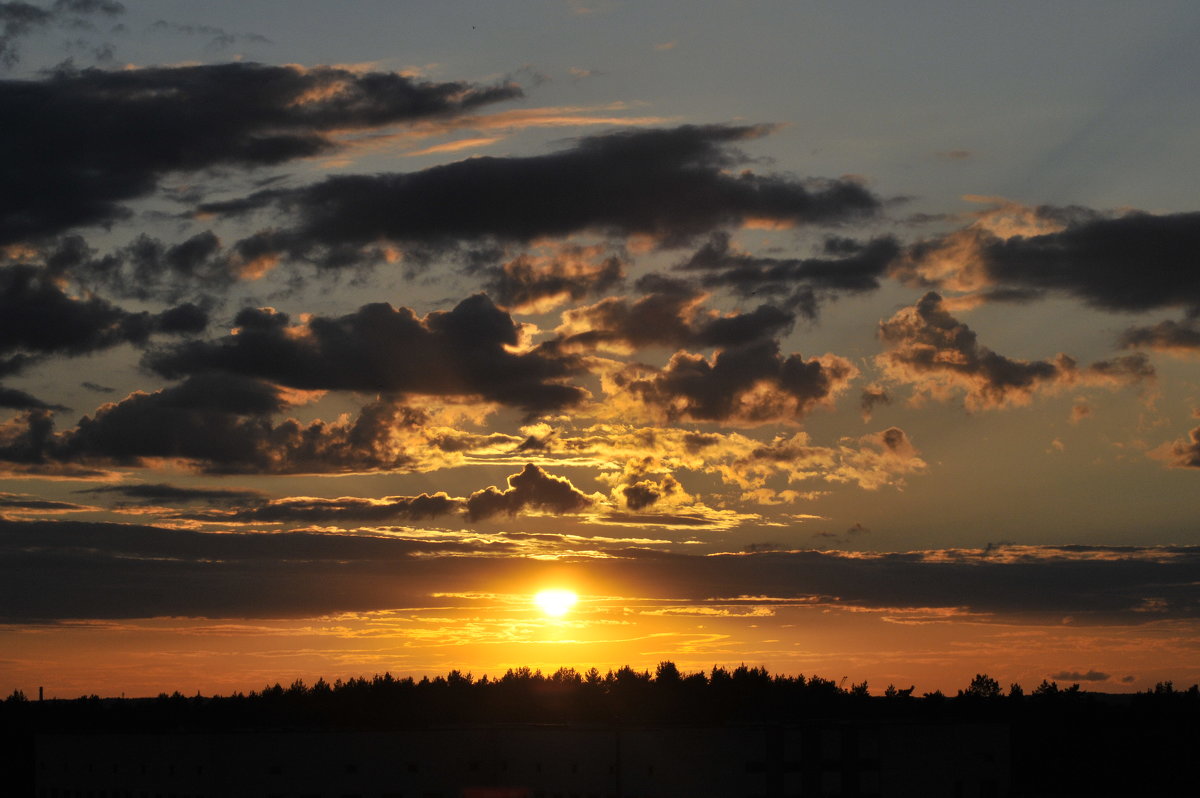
xmin=4 ymin=663 xmax=1198 ymax=731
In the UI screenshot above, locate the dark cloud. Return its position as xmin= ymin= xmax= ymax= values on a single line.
xmin=0 ymin=3 xmax=52 ymax=68
xmin=144 ymin=294 xmax=588 ymax=416
xmin=0 ymin=375 xmax=442 ymax=475
xmin=677 ymin=231 xmax=899 ymax=316
xmin=203 ymin=125 xmax=882 ymax=259
xmin=0 ymin=517 xmax=512 ymax=620
xmin=200 ymin=492 xmax=462 ymax=525
xmin=743 ymin=541 xmax=785 ymax=553
xmin=78 ymin=482 xmax=266 ymax=506
xmin=981 ymin=212 xmax=1200 ymax=313
xmin=80 ymin=381 xmax=114 ymax=393
xmin=0 ymin=408 xmax=55 ymax=465
xmin=467 ymin=463 xmax=594 ymax=520
xmin=56 ymin=232 xmax=244 ymax=301
xmin=0 ymin=385 xmax=67 ymax=411
xmin=597 ymin=511 xmax=717 ymax=528
xmin=3 ymin=519 xmax=1198 ymax=623
xmin=1121 ymin=319 xmax=1200 ymax=355
xmin=483 ymin=246 xmax=625 ymax=312
xmin=859 ymin=385 xmax=890 ymax=420
xmin=0 ymin=61 xmax=519 ymax=244
xmin=58 ymin=375 xmax=292 ymax=468
xmin=42 ymin=227 xmax=332 ymax=303
xmin=0 ymin=264 xmax=208 ymax=376
xmin=877 ymin=292 xmax=1153 ymax=410
xmin=0 ymin=493 xmax=88 ymax=512
xmin=620 ymin=481 xmax=662 ymax=510
xmin=556 ymin=276 xmax=795 ymax=352
xmin=13 ymin=383 xmax=528 ymax=476
xmin=1049 ymin=670 xmax=1110 ymax=683
xmin=610 ymin=339 xmax=856 ymax=425
xmin=0 ymin=0 xmax=123 ymax=68
xmin=619 ymin=474 xmax=681 ymax=511
xmin=900 ymin=210 xmax=1200 ymax=314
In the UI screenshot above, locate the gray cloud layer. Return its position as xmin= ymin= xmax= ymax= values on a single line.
xmin=3 ymin=518 xmax=1197 ymax=624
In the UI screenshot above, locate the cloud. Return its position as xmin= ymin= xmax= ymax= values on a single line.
xmin=1149 ymin=423 xmax=1200 ymax=469
xmin=832 ymin=427 xmax=926 ymax=490
xmin=0 ymin=3 xmax=53 ymax=68
xmin=591 ymin=455 xmax=693 ymax=514
xmin=603 ymin=339 xmax=856 ymax=425
xmin=203 ymin=125 xmax=881 ymax=259
xmin=3 ymin=384 xmax=536 ymax=478
xmin=895 ymin=204 xmax=1200 ymax=314
xmin=78 ymin=482 xmax=266 ymax=507
xmin=482 ymin=244 xmax=626 ymax=313
xmin=504 ymin=422 xmax=922 ymax=494
xmin=196 ymin=492 xmax=462 ymax=525
xmin=0 ymin=408 xmax=56 ymax=466
xmin=0 ymin=385 xmax=67 ymax=411
xmin=618 ymin=477 xmax=680 ymax=511
xmin=0 ymin=517 xmax=515 ymax=620
xmin=859 ymin=385 xmax=890 ymax=421
xmin=467 ymin=463 xmax=596 ymax=520
xmin=0 ymin=61 xmax=519 ymax=244
xmin=143 ymin=294 xmax=588 ymax=416
xmin=677 ymin=231 xmax=899 ymax=316
xmin=980 ymin=211 xmax=1200 ymax=313
xmin=1122 ymin=319 xmax=1200 ymax=357
xmin=0 ymin=491 xmax=92 ymax=516
xmin=403 ymin=136 xmax=503 ymax=157
xmin=3 ymin=518 xmax=1198 ymax=623
xmin=48 ymin=231 xmax=262 ymax=301
xmin=877 ymin=292 xmax=1153 ymax=410
xmin=0 ymin=264 xmax=208 ymax=377
xmin=555 ymin=276 xmax=795 ymax=353
xmin=0 ymin=376 xmax=430 ymax=475
xmin=1048 ymin=669 xmax=1110 ymax=682
xmin=148 ymin=19 xmax=271 ymax=51
xmin=0 ymin=0 xmax=123 ymax=69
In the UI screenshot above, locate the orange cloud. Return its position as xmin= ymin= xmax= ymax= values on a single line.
xmin=877 ymin=293 xmax=1153 ymax=410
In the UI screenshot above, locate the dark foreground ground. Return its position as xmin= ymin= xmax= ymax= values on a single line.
xmin=3 ymin=667 xmax=1198 ymax=797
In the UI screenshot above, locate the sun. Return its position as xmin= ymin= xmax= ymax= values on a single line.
xmin=533 ymin=589 xmax=578 ymax=617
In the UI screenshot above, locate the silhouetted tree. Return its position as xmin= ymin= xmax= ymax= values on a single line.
xmin=655 ymin=660 xmax=681 ymax=683
xmin=1032 ymin=679 xmax=1058 ymax=697
xmin=960 ymin=673 xmax=1002 ymax=700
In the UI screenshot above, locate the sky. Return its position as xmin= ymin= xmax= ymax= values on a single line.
xmin=2 ymin=0 xmax=1199 ymax=698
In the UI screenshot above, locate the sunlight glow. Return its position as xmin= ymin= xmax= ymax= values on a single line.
xmin=533 ymin=589 xmax=578 ymax=617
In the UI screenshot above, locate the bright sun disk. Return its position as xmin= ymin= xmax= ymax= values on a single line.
xmin=533 ymin=589 xmax=578 ymax=617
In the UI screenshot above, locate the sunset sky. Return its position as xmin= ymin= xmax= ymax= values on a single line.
xmin=3 ymin=0 xmax=1199 ymax=698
